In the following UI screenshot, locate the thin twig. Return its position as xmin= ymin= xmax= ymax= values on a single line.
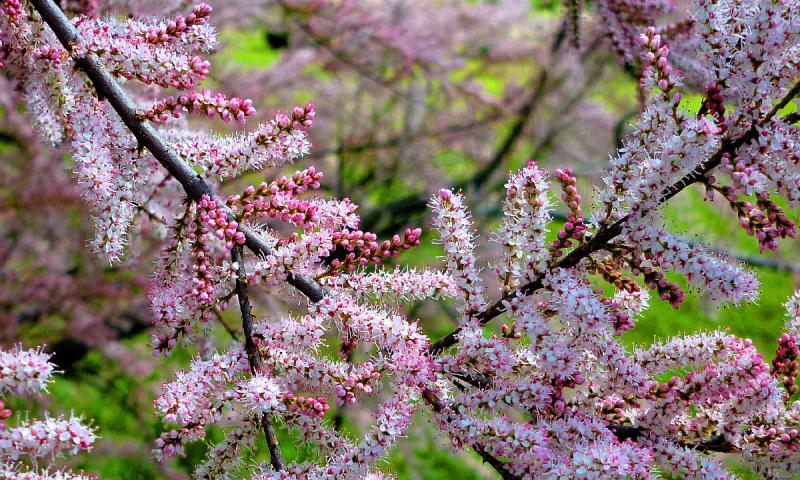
xmin=212 ymin=309 xmax=239 ymax=340
xmin=232 ymin=245 xmax=284 ymax=471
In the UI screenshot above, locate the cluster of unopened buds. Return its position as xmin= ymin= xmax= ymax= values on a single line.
xmin=283 ymin=393 xmax=330 ymax=418
xmin=776 ymin=428 xmax=800 ymax=447
xmin=242 ymin=168 xmax=323 ymax=199
xmin=598 ymin=396 xmax=631 ymax=424
xmin=141 ymin=90 xmax=257 ymax=125
xmin=628 ymin=256 xmax=685 ymax=308
xmin=0 ymin=400 xmax=11 ymax=430
xmin=0 ymin=0 xmax=22 ymax=21
xmin=755 ymin=426 xmax=800 ymax=450
xmin=754 ymin=196 xmax=796 ymax=248
xmin=198 ymin=194 xmax=245 ymax=250
xmin=185 ymin=219 xmax=216 ymax=303
xmin=143 ymin=3 xmax=212 ymax=44
xmin=653 ymin=376 xmax=681 ymax=399
xmin=592 ymin=261 xmax=640 ymax=293
xmin=334 ymin=370 xmax=382 ymax=406
xmin=116 ymin=55 xmax=211 ymax=90
xmin=549 ymin=375 xmax=586 ymax=414
xmin=329 ymin=228 xmax=422 ymax=272
xmin=500 ymin=323 xmax=522 ymax=339
xmin=34 ymin=45 xmax=62 ymax=67
xmin=711 ymin=179 xmax=796 ymax=252
xmin=277 ymin=104 xmax=315 ymax=131
xmin=700 ymin=81 xmax=727 ymax=131
xmin=229 ymin=168 xmax=323 ymax=222
xmin=638 ymin=27 xmax=678 ymax=93
xmin=773 ymin=333 xmax=799 ymax=395
xmin=551 ymin=168 xmax=586 ymax=257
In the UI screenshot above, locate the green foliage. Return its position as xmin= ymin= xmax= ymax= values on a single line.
xmin=218 ymin=29 xmax=282 ymax=69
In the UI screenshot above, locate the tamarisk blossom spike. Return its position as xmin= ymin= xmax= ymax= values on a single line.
xmin=550 ymin=167 xmax=587 ymax=259
xmin=495 ymin=160 xmax=552 ymax=288
xmin=73 ymin=8 xmax=216 ymax=89
xmin=431 ymin=189 xmax=486 ymax=320
xmin=625 ymin=222 xmax=760 ymax=304
xmin=174 ymin=104 xmax=315 ymax=179
xmin=319 ymin=268 xmax=458 ymax=302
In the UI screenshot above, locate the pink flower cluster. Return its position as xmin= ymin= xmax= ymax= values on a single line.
xmin=0 ymin=347 xmax=95 ymax=477
xmin=0 ymin=347 xmax=54 ymax=396
xmin=175 ymin=104 xmax=315 ymax=179
xmin=333 ymin=368 xmax=382 ymax=406
xmin=773 ymin=333 xmax=799 ymax=395
xmin=0 ymin=416 xmax=96 ymax=460
xmin=0 ymin=0 xmax=22 ymax=21
xmin=153 ymin=348 xmax=248 ymax=460
xmin=320 ymin=268 xmax=457 ymax=302
xmin=328 ymin=228 xmax=422 ymax=273
xmin=283 ymin=393 xmax=330 ymax=418
xmin=198 ymin=194 xmax=246 ymax=250
xmin=626 ymin=222 xmax=760 ymax=304
xmin=238 ymin=375 xmax=283 ymax=414
xmin=227 ymin=168 xmax=324 ymax=228
xmin=74 ymin=13 xmax=214 ymax=89
xmin=638 ymin=27 xmax=679 ymax=95
xmin=141 ymin=4 xmax=213 ymax=45
xmin=431 ymin=189 xmax=486 ymax=318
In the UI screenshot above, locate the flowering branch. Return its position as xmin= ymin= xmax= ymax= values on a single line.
xmin=27 ymin=0 xmax=326 ymax=302
xmin=431 ymin=77 xmax=800 ymax=355
xmin=23 ymin=0 xmax=513 ymax=476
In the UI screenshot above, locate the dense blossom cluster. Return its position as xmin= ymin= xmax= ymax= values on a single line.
xmin=1 ymin=0 xmax=800 ymax=478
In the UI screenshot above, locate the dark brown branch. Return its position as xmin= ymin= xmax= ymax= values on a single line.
xmin=232 ymin=245 xmax=285 ymax=472
xmin=430 ymin=79 xmax=800 ymax=354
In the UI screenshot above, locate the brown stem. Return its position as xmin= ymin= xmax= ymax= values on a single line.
xmin=231 ymin=245 xmax=285 ymax=472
